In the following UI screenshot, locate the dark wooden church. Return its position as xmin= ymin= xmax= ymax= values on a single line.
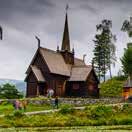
xmin=25 ymin=12 xmax=99 ymax=98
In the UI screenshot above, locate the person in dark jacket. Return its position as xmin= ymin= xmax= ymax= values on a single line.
xmin=55 ymin=96 xmax=59 ymax=109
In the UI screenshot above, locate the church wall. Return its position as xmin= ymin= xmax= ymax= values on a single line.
xmin=49 ymin=74 xmax=69 ymax=97
xmin=65 ymin=81 xmax=88 ymax=97
xmin=86 ymin=70 xmax=99 ymax=97
xmin=26 ymin=72 xmax=38 ymax=97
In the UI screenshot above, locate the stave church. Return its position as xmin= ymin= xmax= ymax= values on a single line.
xmin=25 ymin=10 xmax=99 ymax=98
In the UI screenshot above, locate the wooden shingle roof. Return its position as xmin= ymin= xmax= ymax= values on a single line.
xmin=74 ymin=58 xmax=85 ymax=66
xmin=69 ymin=65 xmax=92 ymax=81
xmin=39 ymin=47 xmax=70 ymax=76
xmin=31 ymin=66 xmax=45 ymax=82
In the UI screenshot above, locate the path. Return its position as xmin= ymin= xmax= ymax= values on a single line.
xmin=0 ymin=103 xmax=131 ymax=117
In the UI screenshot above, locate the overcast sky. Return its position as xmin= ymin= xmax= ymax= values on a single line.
xmin=0 ymin=0 xmax=131 ymax=80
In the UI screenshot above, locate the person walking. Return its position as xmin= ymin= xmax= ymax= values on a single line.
xmin=54 ymin=96 xmax=59 ymax=109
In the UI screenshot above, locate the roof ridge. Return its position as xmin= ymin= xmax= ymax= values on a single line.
xmin=72 ymin=65 xmax=92 ymax=68
xmin=75 ymin=57 xmax=83 ymax=61
xmin=40 ymin=47 xmax=59 ymax=54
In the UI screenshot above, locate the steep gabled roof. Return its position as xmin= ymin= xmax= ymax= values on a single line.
xmin=74 ymin=58 xmax=85 ymax=66
xmin=39 ymin=47 xmax=70 ymax=76
xmin=25 ymin=65 xmax=45 ymax=82
xmin=69 ymin=65 xmax=93 ymax=81
xmin=25 ymin=46 xmax=93 ymax=80
xmin=31 ymin=66 xmax=45 ymax=82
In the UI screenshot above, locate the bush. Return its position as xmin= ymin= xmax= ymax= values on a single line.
xmin=86 ymin=105 xmax=113 ymax=119
xmin=13 ymin=110 xmax=24 ymax=118
xmin=59 ymin=104 xmax=75 ymax=114
xmin=1 ymin=100 xmax=9 ymax=105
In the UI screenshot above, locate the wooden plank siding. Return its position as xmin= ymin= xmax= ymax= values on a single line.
xmin=86 ymin=70 xmax=99 ymax=97
xmin=26 ymin=71 xmax=38 ymax=97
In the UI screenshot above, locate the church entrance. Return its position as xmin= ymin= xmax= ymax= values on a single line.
xmin=38 ymin=83 xmax=47 ymax=96
xmin=55 ymin=81 xmax=63 ymax=96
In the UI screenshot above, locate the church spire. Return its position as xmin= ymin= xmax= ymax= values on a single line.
xmin=61 ymin=5 xmax=70 ymax=52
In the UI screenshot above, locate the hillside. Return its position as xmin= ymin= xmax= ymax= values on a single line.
xmin=100 ymin=76 xmax=127 ymax=97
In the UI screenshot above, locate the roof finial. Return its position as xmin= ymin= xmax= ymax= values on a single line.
xmin=57 ymin=45 xmax=59 ymax=52
xmin=72 ymin=43 xmax=75 ymax=54
xmin=83 ymin=54 xmax=87 ymax=63
xmin=35 ymin=36 xmax=40 ymax=48
xmin=0 ymin=26 xmax=3 ymax=40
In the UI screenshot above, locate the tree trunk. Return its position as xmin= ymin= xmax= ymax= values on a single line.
xmin=109 ymin=64 xmax=112 ymax=79
xmin=104 ymin=57 xmax=106 ymax=82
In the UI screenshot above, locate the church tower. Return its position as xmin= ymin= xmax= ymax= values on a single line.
xmin=59 ymin=6 xmax=74 ymax=65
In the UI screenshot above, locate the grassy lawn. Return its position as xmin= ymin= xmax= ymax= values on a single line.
xmin=0 ymin=103 xmax=132 ymax=127
xmin=0 ymin=103 xmax=52 ymax=115
xmin=0 ymin=104 xmax=14 ymax=115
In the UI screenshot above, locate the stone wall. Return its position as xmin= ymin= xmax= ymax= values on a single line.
xmin=0 ymin=97 xmax=123 ymax=106
xmin=20 ymin=97 xmax=123 ymax=106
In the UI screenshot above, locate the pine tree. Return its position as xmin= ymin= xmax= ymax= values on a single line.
xmin=121 ymin=17 xmax=132 ymax=79
xmin=121 ymin=44 xmax=132 ymax=79
xmin=93 ymin=19 xmax=116 ymax=82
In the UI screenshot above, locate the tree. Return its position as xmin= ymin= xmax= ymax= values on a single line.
xmin=121 ymin=17 xmax=132 ymax=79
xmin=121 ymin=17 xmax=132 ymax=37
xmin=0 ymin=83 xmax=23 ymax=99
xmin=121 ymin=45 xmax=132 ymax=79
xmin=93 ymin=19 xmax=116 ymax=82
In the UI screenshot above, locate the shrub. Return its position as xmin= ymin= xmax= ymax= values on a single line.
xmin=13 ymin=110 xmax=24 ymax=118
xmin=86 ymin=105 xmax=113 ymax=119
xmin=122 ymin=103 xmax=132 ymax=112
xmin=59 ymin=104 xmax=75 ymax=114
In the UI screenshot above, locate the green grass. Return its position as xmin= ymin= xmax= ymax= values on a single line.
xmin=0 ymin=103 xmax=132 ymax=127
xmin=0 ymin=103 xmax=52 ymax=115
xmin=0 ymin=104 xmax=14 ymax=115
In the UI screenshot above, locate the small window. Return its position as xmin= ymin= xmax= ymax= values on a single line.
xmin=73 ymin=83 xmax=79 ymax=90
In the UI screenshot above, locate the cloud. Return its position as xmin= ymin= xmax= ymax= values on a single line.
xmin=0 ymin=0 xmax=132 ymax=79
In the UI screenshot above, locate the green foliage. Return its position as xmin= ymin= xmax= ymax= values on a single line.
xmin=13 ymin=110 xmax=24 ymax=118
xmin=59 ymin=104 xmax=75 ymax=114
xmin=85 ymin=105 xmax=113 ymax=119
xmin=1 ymin=104 xmax=132 ymax=127
xmin=100 ymin=76 xmax=125 ymax=97
xmin=112 ymin=76 xmax=127 ymax=81
xmin=121 ymin=46 xmax=132 ymax=77
xmin=0 ymin=83 xmax=23 ymax=99
xmin=121 ymin=18 xmax=132 ymax=37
